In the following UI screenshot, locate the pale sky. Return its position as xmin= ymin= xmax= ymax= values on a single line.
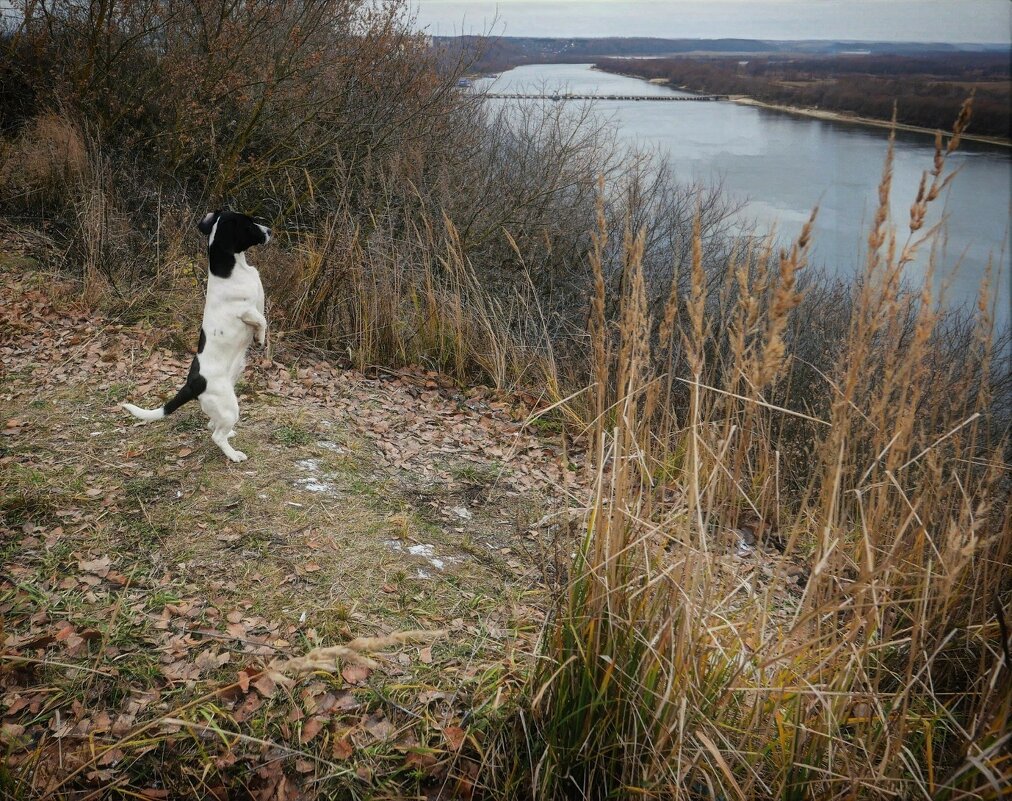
xmin=411 ymin=1 xmax=1012 ymax=43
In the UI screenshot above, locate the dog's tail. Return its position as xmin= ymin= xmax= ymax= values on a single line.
xmin=122 ymin=373 xmax=204 ymax=422
xmin=121 ymin=402 xmax=167 ymax=421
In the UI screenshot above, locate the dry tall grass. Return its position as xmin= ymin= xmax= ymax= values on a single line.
xmin=267 ymin=207 xmax=560 ymax=392
xmin=0 ymin=112 xmax=87 ymax=210
xmin=519 ymin=107 xmax=1010 ymax=800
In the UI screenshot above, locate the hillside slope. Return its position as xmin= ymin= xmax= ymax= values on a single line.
xmin=0 ymin=253 xmax=579 ymax=799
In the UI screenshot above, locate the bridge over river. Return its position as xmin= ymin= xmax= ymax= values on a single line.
xmin=481 ymin=93 xmax=728 ymax=102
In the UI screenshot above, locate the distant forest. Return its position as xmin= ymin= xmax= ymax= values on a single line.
xmin=440 ymin=36 xmax=994 ymax=75
xmin=597 ymin=53 xmax=1010 ymax=138
xmin=441 ymin=36 xmax=779 ymax=72
xmin=440 ymin=36 xmax=1010 ymax=140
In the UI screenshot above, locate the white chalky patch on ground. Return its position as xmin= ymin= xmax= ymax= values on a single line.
xmin=408 ymin=544 xmax=445 ymax=570
xmin=451 ymin=506 xmax=473 ymax=520
xmin=386 ymin=540 xmax=456 ymax=571
xmin=294 ymin=458 xmax=336 ymax=493
xmin=296 ymin=477 xmax=335 ymax=493
xmin=316 ymin=441 xmax=347 ymax=453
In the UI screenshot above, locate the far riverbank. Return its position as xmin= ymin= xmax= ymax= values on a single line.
xmin=592 ymin=65 xmax=1012 ymax=148
xmin=729 ymin=96 xmax=1011 ymax=148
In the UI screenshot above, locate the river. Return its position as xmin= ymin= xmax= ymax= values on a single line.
xmin=477 ymin=63 xmax=1011 ymax=327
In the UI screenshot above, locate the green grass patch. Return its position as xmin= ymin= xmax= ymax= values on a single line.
xmin=272 ymin=420 xmax=314 ymax=446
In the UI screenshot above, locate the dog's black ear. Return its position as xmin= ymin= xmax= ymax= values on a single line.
xmin=197 ymin=211 xmax=222 ymax=237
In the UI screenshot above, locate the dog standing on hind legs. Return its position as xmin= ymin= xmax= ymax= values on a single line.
xmin=122 ymin=210 xmax=271 ymax=462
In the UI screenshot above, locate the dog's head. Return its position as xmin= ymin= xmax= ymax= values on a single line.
xmin=198 ymin=210 xmax=271 ymax=277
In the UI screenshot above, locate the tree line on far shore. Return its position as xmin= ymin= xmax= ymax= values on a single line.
xmin=596 ymin=53 xmax=1011 ymax=138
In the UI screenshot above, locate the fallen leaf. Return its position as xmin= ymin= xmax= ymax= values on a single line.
xmin=341 ymin=664 xmax=370 ymax=685
xmin=419 ymin=646 xmax=433 ymax=664
xmin=111 ymin=711 xmax=137 ymax=737
xmin=300 ymin=716 xmax=326 ymax=744
xmin=97 ymin=747 xmax=125 ymax=766
xmin=333 ymin=691 xmax=360 ymax=711
xmin=253 ymin=673 xmax=277 ymax=697
xmin=364 ymin=713 xmax=395 ymax=741
xmin=54 ymin=622 xmax=77 ymax=641
xmin=0 ymin=723 xmax=26 ymax=745
xmin=194 ymin=649 xmax=231 ymax=674
xmin=78 ymin=555 xmax=111 ymax=577
xmin=333 ymin=734 xmax=354 ymax=760
xmin=405 ymin=751 xmax=439 ymax=772
xmin=443 ymin=725 xmax=466 ymax=751
xmin=233 ymin=692 xmax=263 ymax=723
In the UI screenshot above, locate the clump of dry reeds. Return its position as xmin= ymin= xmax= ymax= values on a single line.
xmin=265 ymin=204 xmax=560 ymax=392
xmin=517 ymin=102 xmax=1010 ymax=800
xmin=0 ymin=112 xmax=87 ymax=210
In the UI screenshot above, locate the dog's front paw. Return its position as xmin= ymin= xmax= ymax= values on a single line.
xmin=229 ymin=450 xmax=248 ymax=463
xmin=257 ymin=328 xmax=267 ymax=346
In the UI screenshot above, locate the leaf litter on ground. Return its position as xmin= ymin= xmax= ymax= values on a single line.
xmin=0 ymin=259 xmax=586 ymax=798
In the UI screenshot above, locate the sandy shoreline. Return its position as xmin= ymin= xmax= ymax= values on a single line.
xmin=729 ymin=96 xmax=1011 ymax=148
xmin=591 ymin=66 xmax=1010 ymax=149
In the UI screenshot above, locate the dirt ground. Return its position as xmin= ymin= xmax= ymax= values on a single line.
xmin=0 ymin=252 xmax=583 ymax=799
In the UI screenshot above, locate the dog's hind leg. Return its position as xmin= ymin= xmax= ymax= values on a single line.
xmin=201 ymin=390 xmax=246 ymax=462
xmin=206 ymin=418 xmax=235 ymax=438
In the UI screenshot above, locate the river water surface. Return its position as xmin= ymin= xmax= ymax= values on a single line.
xmin=478 ymin=63 xmax=1011 ymax=326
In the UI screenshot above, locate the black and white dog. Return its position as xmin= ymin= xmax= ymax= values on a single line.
xmin=122 ymin=210 xmax=270 ymax=462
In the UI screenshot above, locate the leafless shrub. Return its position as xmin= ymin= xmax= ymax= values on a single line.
xmin=0 ymin=112 xmax=87 ymax=213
